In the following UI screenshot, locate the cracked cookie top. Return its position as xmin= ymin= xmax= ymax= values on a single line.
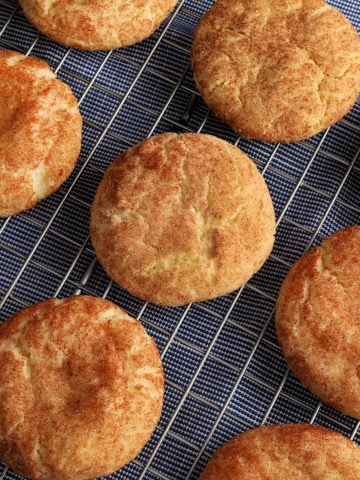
xmin=0 ymin=50 xmax=82 ymax=217
xmin=90 ymin=132 xmax=275 ymax=306
xmin=19 ymin=0 xmax=178 ymax=50
xmin=276 ymin=225 xmax=360 ymax=419
xmin=0 ymin=295 xmax=164 ymax=480
xmin=191 ymin=0 xmax=360 ymax=143
xmin=200 ymin=424 xmax=360 ymax=479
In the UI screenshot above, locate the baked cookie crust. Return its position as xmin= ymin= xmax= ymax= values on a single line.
xmin=90 ymin=132 xmax=275 ymax=306
xmin=200 ymin=424 xmax=360 ymax=479
xmin=19 ymin=0 xmax=179 ymax=50
xmin=0 ymin=295 xmax=164 ymax=480
xmin=276 ymin=226 xmax=360 ymax=418
xmin=191 ymin=0 xmax=360 ymax=143
xmin=0 ymin=50 xmax=82 ymax=217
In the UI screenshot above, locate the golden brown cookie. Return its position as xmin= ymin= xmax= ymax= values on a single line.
xmin=0 ymin=295 xmax=164 ymax=480
xmin=90 ymin=132 xmax=275 ymax=306
xmin=191 ymin=0 xmax=360 ymax=143
xmin=19 ymin=0 xmax=179 ymax=51
xmin=0 ymin=50 xmax=82 ymax=217
xmin=200 ymin=424 xmax=360 ymax=479
xmin=276 ymin=226 xmax=360 ymax=419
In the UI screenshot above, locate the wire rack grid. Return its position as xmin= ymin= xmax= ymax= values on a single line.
xmin=0 ymin=1 xmax=360 ymax=479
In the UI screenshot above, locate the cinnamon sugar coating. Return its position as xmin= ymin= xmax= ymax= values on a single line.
xmin=19 ymin=0 xmax=178 ymax=50
xmin=0 ymin=50 xmax=82 ymax=217
xmin=200 ymin=424 xmax=360 ymax=479
xmin=276 ymin=226 xmax=360 ymax=418
xmin=90 ymin=132 xmax=275 ymax=306
xmin=191 ymin=0 xmax=360 ymax=142
xmin=0 ymin=295 xmax=164 ymax=480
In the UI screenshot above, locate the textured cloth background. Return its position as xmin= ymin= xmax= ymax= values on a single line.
xmin=0 ymin=0 xmax=359 ymax=479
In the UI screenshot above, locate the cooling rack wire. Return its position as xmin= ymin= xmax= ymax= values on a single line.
xmin=0 ymin=0 xmax=360 ymax=479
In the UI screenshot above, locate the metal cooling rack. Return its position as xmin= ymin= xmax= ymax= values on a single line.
xmin=0 ymin=1 xmax=360 ymax=479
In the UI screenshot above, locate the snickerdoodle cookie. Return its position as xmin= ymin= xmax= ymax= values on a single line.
xmin=90 ymin=132 xmax=275 ymax=306
xmin=200 ymin=424 xmax=360 ymax=479
xmin=19 ymin=0 xmax=179 ymax=50
xmin=276 ymin=226 xmax=360 ymax=418
xmin=0 ymin=50 xmax=82 ymax=217
xmin=0 ymin=295 xmax=164 ymax=480
xmin=191 ymin=0 xmax=360 ymax=143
